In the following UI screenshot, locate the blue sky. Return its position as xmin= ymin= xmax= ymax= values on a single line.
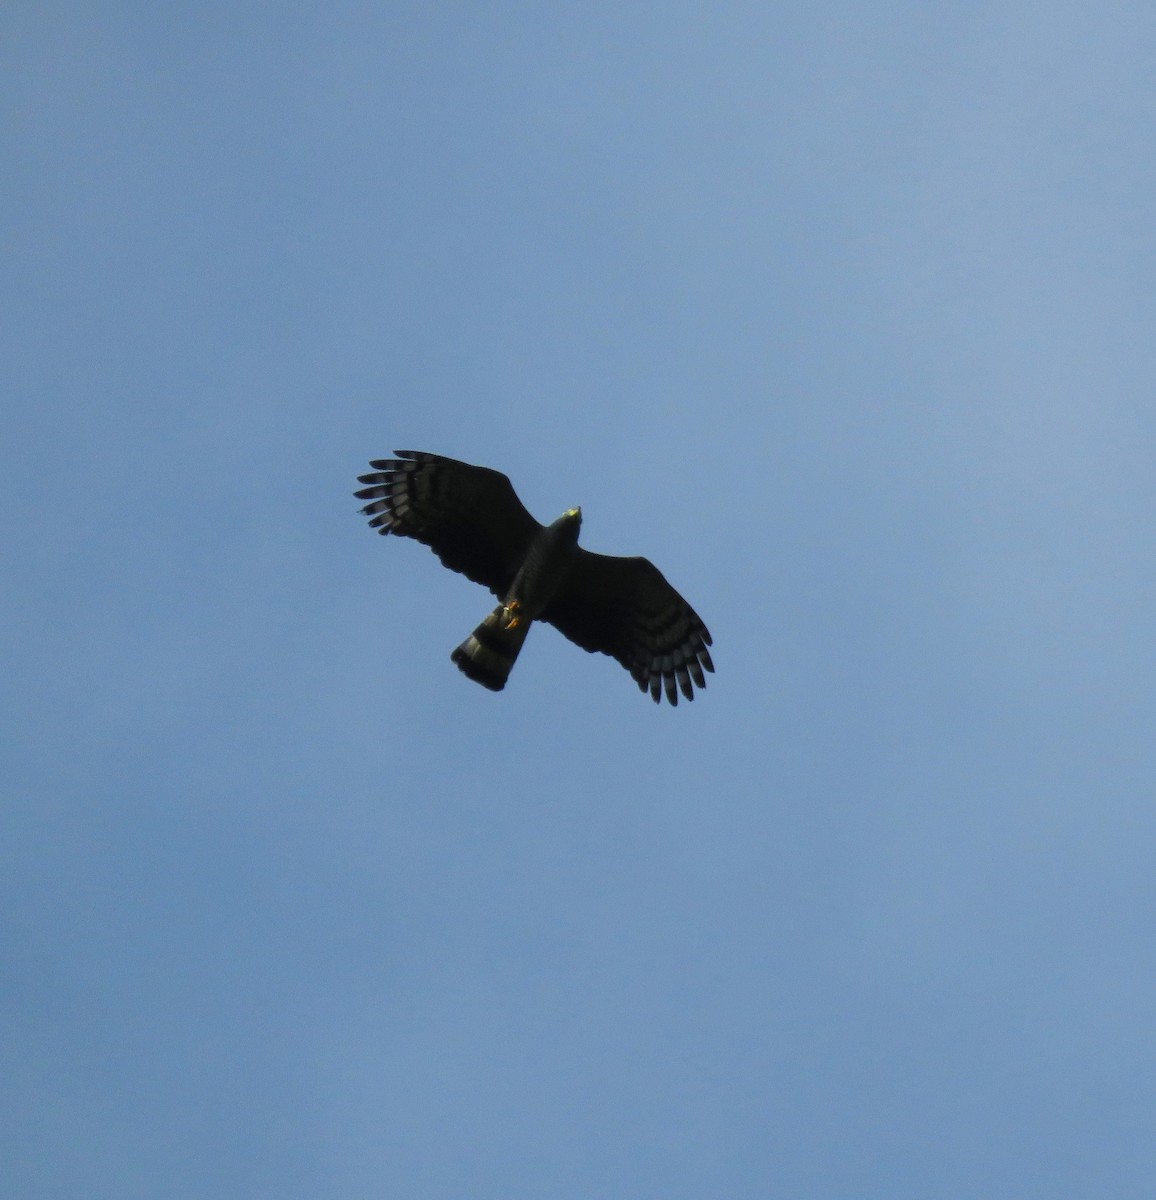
xmin=4 ymin=3 xmax=1156 ymax=1196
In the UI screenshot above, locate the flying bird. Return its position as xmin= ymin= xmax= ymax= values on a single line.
xmin=355 ymin=451 xmax=713 ymax=704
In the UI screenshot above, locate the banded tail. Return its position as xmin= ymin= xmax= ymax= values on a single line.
xmin=451 ymin=604 xmax=530 ymax=692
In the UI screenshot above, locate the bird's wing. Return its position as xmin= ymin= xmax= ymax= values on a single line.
xmin=540 ymin=548 xmax=713 ymax=705
xmin=355 ymin=451 xmax=542 ymax=597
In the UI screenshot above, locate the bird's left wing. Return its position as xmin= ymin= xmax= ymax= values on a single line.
xmin=540 ymin=549 xmax=714 ymax=705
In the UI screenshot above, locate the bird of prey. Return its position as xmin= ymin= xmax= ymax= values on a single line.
xmin=354 ymin=450 xmax=713 ymax=704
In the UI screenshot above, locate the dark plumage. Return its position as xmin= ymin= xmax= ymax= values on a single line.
xmin=355 ymin=451 xmax=713 ymax=704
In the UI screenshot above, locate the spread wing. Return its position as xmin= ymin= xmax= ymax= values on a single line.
xmin=540 ymin=549 xmax=714 ymax=705
xmin=354 ymin=450 xmax=542 ymax=597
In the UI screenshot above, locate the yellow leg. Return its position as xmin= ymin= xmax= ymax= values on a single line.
xmin=502 ymin=600 xmax=523 ymax=630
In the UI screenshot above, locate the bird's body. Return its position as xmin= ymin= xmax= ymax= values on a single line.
xmin=450 ymin=509 xmax=582 ymax=692
xmin=355 ymin=451 xmax=713 ymax=704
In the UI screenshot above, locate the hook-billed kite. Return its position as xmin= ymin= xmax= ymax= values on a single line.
xmin=355 ymin=451 xmax=713 ymax=705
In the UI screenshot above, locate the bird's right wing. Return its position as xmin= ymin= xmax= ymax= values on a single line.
xmin=355 ymin=451 xmax=542 ymax=597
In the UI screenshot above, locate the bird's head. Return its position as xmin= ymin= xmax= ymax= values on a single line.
xmin=551 ymin=506 xmax=582 ymax=543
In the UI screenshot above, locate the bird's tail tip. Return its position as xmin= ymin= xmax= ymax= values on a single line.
xmin=451 ymin=605 xmax=530 ymax=692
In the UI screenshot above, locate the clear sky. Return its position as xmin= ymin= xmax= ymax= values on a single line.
xmin=5 ymin=3 xmax=1156 ymax=1197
